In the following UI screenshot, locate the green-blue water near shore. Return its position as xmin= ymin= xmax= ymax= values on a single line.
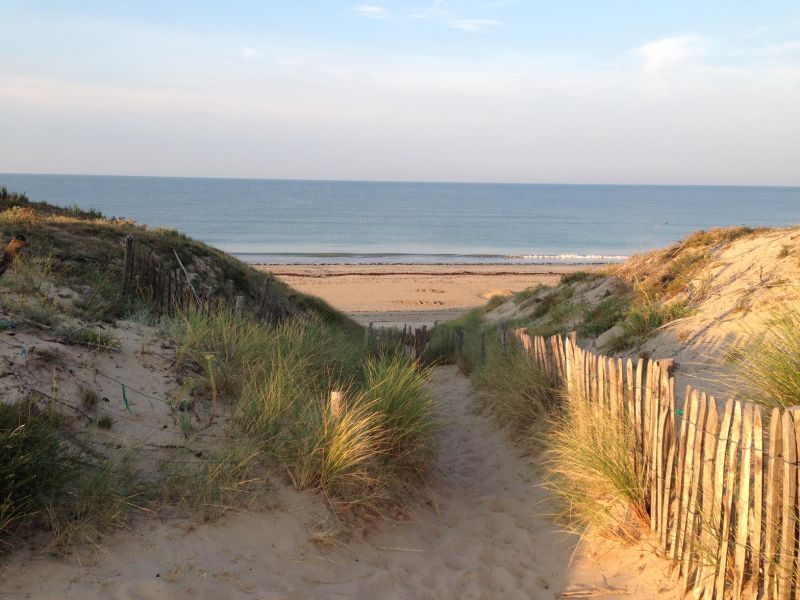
xmin=2 ymin=174 xmax=798 ymax=264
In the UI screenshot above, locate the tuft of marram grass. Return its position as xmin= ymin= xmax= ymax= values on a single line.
xmin=543 ymin=389 xmax=648 ymax=542
xmin=723 ymin=308 xmax=800 ymax=409
xmin=364 ymin=356 xmax=436 ymax=480
xmin=473 ymin=342 xmax=557 ymax=445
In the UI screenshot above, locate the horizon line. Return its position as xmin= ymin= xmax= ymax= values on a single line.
xmin=2 ymin=171 xmax=799 ymax=190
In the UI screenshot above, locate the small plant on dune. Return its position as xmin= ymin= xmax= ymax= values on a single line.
xmin=160 ymin=442 xmax=265 ymax=522
xmin=287 ymin=395 xmax=387 ymax=509
xmin=80 ymin=386 xmax=100 ymax=410
xmin=561 ymin=271 xmax=602 ymax=285
xmin=7 ymin=298 xmax=62 ymax=329
xmin=531 ymin=285 xmax=575 ymax=320
xmin=59 ymin=326 xmax=120 ymax=351
xmin=544 ymin=390 xmax=648 ymax=541
xmin=484 ymin=294 xmax=508 ymax=312
xmin=44 ymin=453 xmax=141 ymax=550
xmin=5 ymin=253 xmax=60 ymax=296
xmin=723 ymin=308 xmax=800 ymax=409
xmin=578 ymin=296 xmax=630 ymax=337
xmin=778 ymin=244 xmax=792 ymax=259
xmin=608 ymin=296 xmax=693 ymax=351
xmin=513 ymin=284 xmax=547 ymax=305
xmin=97 ymin=414 xmax=114 ymax=429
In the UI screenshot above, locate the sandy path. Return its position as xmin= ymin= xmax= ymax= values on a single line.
xmin=0 ymin=367 xmax=672 ymax=599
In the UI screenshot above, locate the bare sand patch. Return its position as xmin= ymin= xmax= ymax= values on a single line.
xmin=262 ymin=264 xmax=597 ymax=326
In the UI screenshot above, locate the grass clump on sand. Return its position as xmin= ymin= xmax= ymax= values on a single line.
xmin=0 ymin=401 xmax=138 ymax=550
xmin=561 ymin=271 xmax=603 ymax=285
xmin=0 ymin=401 xmax=68 ymax=541
xmin=723 ymin=308 xmax=800 ymax=409
xmin=543 ymin=389 xmax=648 ymax=541
xmin=172 ymin=306 xmax=436 ymax=516
xmin=578 ymin=296 xmax=630 ymax=338
xmin=608 ymin=297 xmax=693 ymax=351
xmin=473 ymin=342 xmax=556 ymax=445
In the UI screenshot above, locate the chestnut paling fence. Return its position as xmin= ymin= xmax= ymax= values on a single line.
xmin=511 ymin=327 xmax=798 ymax=600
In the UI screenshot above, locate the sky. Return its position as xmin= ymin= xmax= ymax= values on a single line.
xmin=1 ymin=1 xmax=799 ymax=185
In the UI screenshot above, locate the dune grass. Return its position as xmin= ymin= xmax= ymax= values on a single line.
xmin=171 ymin=305 xmax=436 ymax=516
xmin=473 ymin=341 xmax=557 ymax=445
xmin=723 ymin=308 xmax=800 ymax=409
xmin=543 ymin=389 xmax=648 ymax=541
xmin=0 ymin=400 xmax=140 ymax=550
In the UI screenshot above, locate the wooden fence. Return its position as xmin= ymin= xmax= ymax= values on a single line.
xmin=364 ymin=322 xmax=429 ymax=359
xmin=511 ymin=327 xmax=796 ymax=600
xmin=122 ymin=235 xmax=287 ymax=321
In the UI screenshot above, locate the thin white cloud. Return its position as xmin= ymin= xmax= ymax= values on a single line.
xmin=241 ymin=47 xmax=259 ymax=59
xmin=354 ymin=4 xmax=389 ymax=18
xmin=635 ymin=36 xmax=707 ymax=74
xmin=416 ymin=0 xmax=445 ymax=17
xmin=449 ymin=18 xmax=502 ymax=32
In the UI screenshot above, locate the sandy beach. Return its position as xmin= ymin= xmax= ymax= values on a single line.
xmin=261 ymin=264 xmax=599 ymax=327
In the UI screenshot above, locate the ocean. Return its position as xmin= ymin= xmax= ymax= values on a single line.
xmin=1 ymin=174 xmax=798 ymax=265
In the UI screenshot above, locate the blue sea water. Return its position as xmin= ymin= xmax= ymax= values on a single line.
xmin=1 ymin=174 xmax=798 ymax=264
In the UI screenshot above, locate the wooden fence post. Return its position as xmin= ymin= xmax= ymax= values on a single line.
xmin=123 ymin=234 xmax=135 ymax=295
xmin=235 ymin=295 xmax=244 ymax=320
xmin=330 ymin=390 xmax=343 ymax=419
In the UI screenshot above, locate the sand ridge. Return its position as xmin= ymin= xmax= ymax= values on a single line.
xmin=0 ymin=367 xmax=674 ymax=599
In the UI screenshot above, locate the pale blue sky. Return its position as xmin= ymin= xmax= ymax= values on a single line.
xmin=2 ymin=1 xmax=799 ymax=184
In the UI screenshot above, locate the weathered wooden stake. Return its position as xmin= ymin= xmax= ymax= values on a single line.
xmin=122 ymin=235 xmax=134 ymax=294
xmin=234 ymin=295 xmax=244 ymax=320
xmin=330 ymin=390 xmax=343 ymax=418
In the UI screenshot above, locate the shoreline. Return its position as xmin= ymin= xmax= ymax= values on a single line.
xmin=259 ymin=263 xmax=605 ymax=327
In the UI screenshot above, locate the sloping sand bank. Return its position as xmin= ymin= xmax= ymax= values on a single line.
xmin=1 ymin=367 xmax=672 ymax=599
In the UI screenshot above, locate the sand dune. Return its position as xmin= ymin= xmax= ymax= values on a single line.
xmin=0 ymin=367 xmax=673 ymax=599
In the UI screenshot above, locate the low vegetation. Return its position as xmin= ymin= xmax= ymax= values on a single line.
xmin=0 ymin=401 xmax=135 ymax=549
xmin=724 ymin=308 xmax=800 ymax=409
xmin=472 ymin=342 xmax=556 ymax=446
xmin=544 ymin=389 xmax=647 ymax=541
xmin=173 ymin=306 xmax=436 ymax=516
